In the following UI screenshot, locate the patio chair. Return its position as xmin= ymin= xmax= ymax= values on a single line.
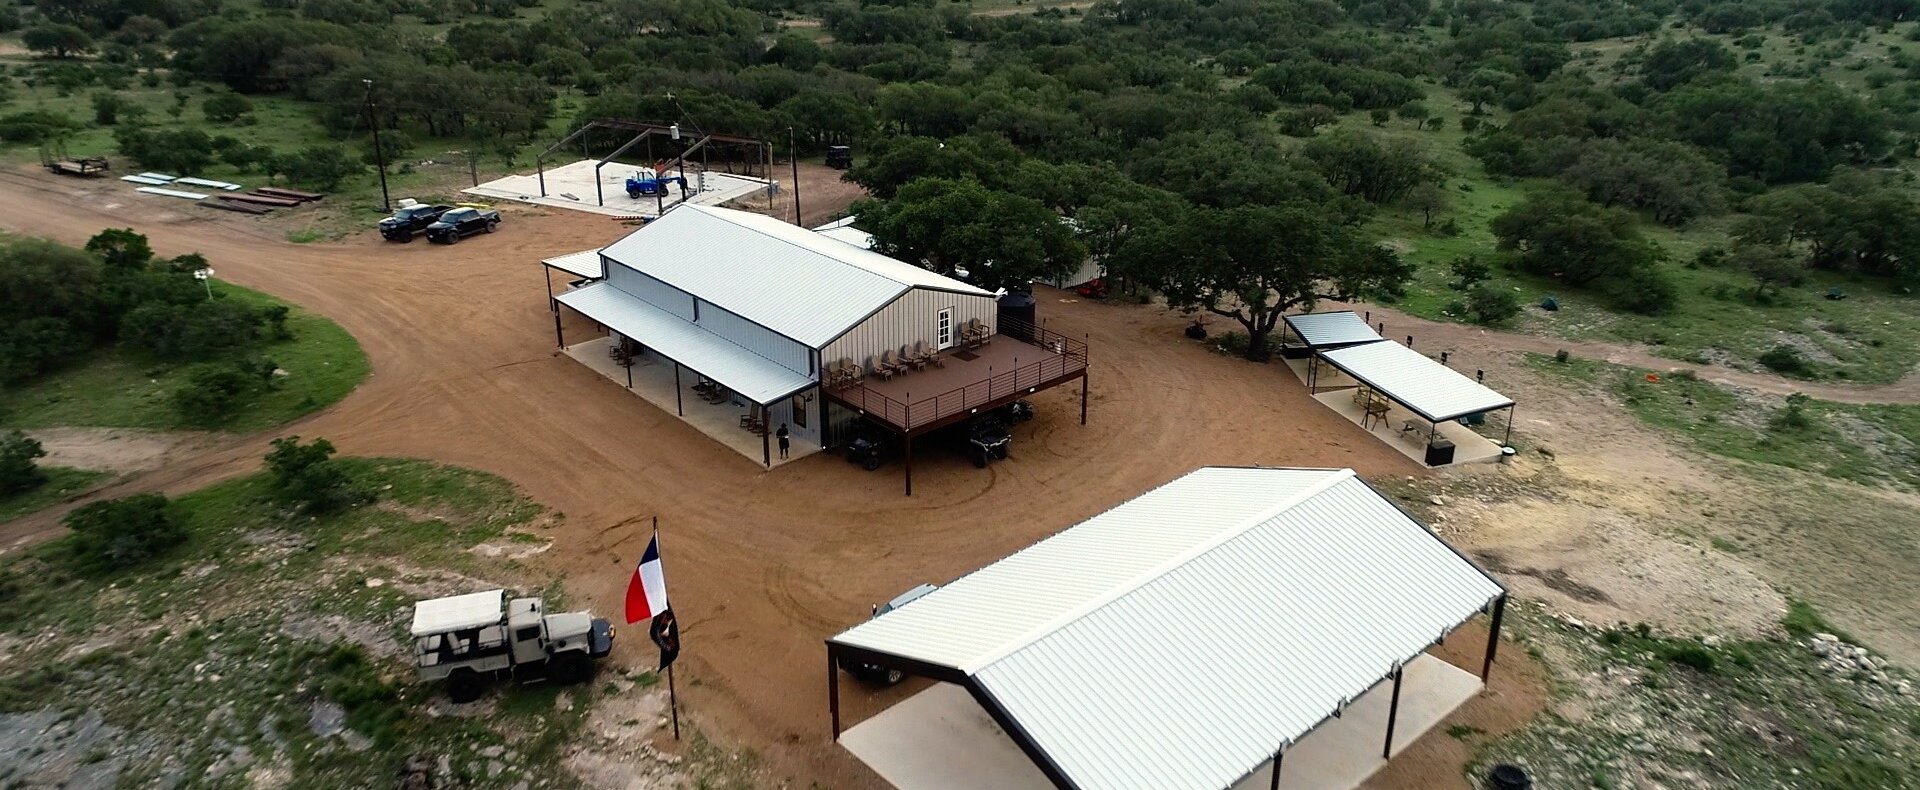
xmin=915 ymin=340 xmax=944 ymax=368
xmin=883 ymin=348 xmax=909 ymax=376
xmin=869 ymin=354 xmax=897 ymax=381
xmin=902 ymin=344 xmax=929 ymax=371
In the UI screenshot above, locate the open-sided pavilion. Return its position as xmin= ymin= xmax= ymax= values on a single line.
xmin=825 ymin=466 xmax=1509 ymax=790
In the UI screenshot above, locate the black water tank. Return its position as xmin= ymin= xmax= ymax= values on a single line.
xmin=1424 ymin=436 xmax=1457 ymax=466
xmin=998 ymin=290 xmax=1037 ymax=342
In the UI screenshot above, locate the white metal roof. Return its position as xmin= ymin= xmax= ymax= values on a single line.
xmin=410 ymin=589 xmax=504 ymax=636
xmin=542 ymin=248 xmax=603 ymax=280
xmin=1317 ymin=340 xmax=1514 ymax=422
xmin=599 ymin=206 xmax=989 ymax=348
xmin=556 ymin=282 xmax=816 ymax=403
xmin=1283 ymin=310 xmax=1383 ymax=349
xmin=831 ymin=467 xmax=1504 ymax=790
xmin=816 ymin=225 xmax=875 ymax=250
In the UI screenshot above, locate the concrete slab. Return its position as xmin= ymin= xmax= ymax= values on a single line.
xmin=465 ymin=159 xmax=774 ymax=218
xmin=838 ymin=654 xmax=1481 ymax=790
xmin=1284 ymin=358 xmax=1506 ymax=467
xmin=562 ymin=336 xmax=819 ymax=468
xmin=840 ymin=683 xmax=1054 ymax=790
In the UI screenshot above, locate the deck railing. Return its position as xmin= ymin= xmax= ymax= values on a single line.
xmin=831 ymin=317 xmax=1088 ymax=432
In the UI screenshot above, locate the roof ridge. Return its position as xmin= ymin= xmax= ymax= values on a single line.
xmin=687 ymin=205 xmax=920 ymax=290
xmin=956 ymin=468 xmax=1357 ymax=674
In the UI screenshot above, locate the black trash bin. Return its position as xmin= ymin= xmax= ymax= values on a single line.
xmin=1424 ymin=437 xmax=1456 ymax=466
xmin=1486 ymin=764 xmax=1532 ymax=790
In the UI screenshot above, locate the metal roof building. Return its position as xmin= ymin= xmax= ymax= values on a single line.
xmin=1316 ymin=341 xmax=1514 ymax=424
xmin=1281 ymin=311 xmax=1384 ymax=351
xmin=826 ymin=467 xmax=1509 ymax=790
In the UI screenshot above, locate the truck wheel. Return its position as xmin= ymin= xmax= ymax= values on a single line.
xmin=863 ymin=455 xmax=881 ymax=472
xmin=484 ymin=220 xmax=498 ymax=234
xmin=995 ymin=445 xmax=1010 ymax=460
xmin=550 ymin=652 xmax=593 ymax=686
xmin=882 ymin=668 xmax=905 ymax=686
xmin=447 ymin=670 xmax=485 ymax=703
xmin=443 ymin=232 xmax=459 ymax=245
xmin=398 ymin=234 xmax=413 ymax=243
xmin=971 ymin=450 xmax=987 ymax=469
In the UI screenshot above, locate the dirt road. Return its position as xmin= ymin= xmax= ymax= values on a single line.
xmin=3 ymin=169 xmax=1515 ymax=788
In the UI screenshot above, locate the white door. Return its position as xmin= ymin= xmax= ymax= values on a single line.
xmin=937 ymin=308 xmax=955 ymax=350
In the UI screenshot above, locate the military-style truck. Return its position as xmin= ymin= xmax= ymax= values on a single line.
xmin=410 ymin=590 xmax=615 ymax=702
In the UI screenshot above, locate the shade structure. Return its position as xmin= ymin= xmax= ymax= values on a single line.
xmin=542 ymin=248 xmax=603 ymax=280
xmin=599 ymin=205 xmax=988 ymax=347
xmin=556 ymin=282 xmax=815 ymax=404
xmin=1316 ymin=340 xmax=1513 ymax=423
xmin=1283 ymin=311 xmax=1384 ymax=351
xmin=830 ymin=467 xmax=1505 ymax=790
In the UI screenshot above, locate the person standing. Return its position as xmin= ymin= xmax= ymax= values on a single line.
xmin=776 ymin=423 xmax=791 ymax=459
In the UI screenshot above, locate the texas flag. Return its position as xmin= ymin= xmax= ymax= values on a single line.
xmin=625 ymin=534 xmax=670 ymax=625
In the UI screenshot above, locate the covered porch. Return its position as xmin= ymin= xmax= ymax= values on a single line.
xmin=562 ymin=336 xmax=821 ymax=467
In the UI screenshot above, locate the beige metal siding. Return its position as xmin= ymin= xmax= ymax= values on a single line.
xmin=822 ymin=288 xmax=997 ymax=372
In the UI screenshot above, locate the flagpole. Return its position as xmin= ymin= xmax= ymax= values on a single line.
xmin=667 ymin=663 xmax=681 ymax=740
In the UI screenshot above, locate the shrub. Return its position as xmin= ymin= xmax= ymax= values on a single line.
xmin=1464 ymin=283 xmax=1523 ymax=325
xmin=1448 ymin=256 xmax=1490 ymax=290
xmin=1659 ymin=643 xmax=1717 ymax=673
xmin=202 ymin=92 xmax=253 ymax=123
xmin=1758 ymin=345 xmax=1816 ymax=378
xmin=122 ymin=299 xmax=266 ymax=359
xmin=63 ymin=493 xmax=184 ymax=572
xmin=171 ymin=360 xmax=274 ymax=423
xmin=90 ymin=91 xmax=124 ymax=125
xmin=1769 ymin=393 xmax=1814 ymax=431
xmin=265 ymin=436 xmax=370 ymax=514
xmin=0 ymin=430 xmax=48 ymax=495
xmin=1212 ymin=331 xmax=1250 ymax=357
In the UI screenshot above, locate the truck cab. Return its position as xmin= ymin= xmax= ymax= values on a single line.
xmin=411 ymin=590 xmax=614 ymax=702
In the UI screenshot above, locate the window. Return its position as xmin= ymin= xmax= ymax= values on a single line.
xmin=515 ymin=626 xmax=540 ymax=643
xmin=793 ymin=392 xmax=809 ymax=428
xmin=937 ymin=308 xmax=955 ymax=350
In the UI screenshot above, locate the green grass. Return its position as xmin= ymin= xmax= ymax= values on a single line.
xmin=1528 ymin=353 xmax=1920 ymax=489
xmin=0 ymin=466 xmax=111 ymax=523
xmin=0 ymin=281 xmax=368 ymax=432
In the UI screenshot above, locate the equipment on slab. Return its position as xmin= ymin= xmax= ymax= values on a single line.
xmin=409 ymin=590 xmax=614 ymax=703
xmin=625 ymin=168 xmax=689 ymax=199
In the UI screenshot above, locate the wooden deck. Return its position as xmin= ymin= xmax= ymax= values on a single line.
xmin=827 ymin=333 xmax=1087 ymax=434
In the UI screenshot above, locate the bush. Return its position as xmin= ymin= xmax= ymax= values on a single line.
xmin=122 ymin=298 xmax=266 ymax=359
xmin=171 ymin=360 xmax=274 ymax=423
xmin=0 ymin=430 xmax=48 ymax=495
xmin=1758 ymin=345 xmax=1816 ymax=378
xmin=1769 ymin=392 xmax=1814 ymax=431
xmin=90 ymin=91 xmax=124 ymax=125
xmin=279 ymin=145 xmax=361 ymax=190
xmin=265 ymin=436 xmax=370 ymax=514
xmin=1464 ymin=283 xmax=1523 ymax=325
xmin=1448 ymin=256 xmax=1490 ymax=290
xmin=1212 ymin=331 xmax=1250 ymax=357
xmin=63 ymin=493 xmax=184 ymax=572
xmin=202 ymin=92 xmax=253 ymax=123
xmin=1602 ymin=270 xmax=1679 ymax=315
xmin=0 ymin=110 xmax=79 ymax=144
xmin=1659 ymin=643 xmax=1718 ymax=673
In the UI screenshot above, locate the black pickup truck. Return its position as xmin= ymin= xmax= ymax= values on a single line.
xmin=379 ymin=203 xmax=454 ymax=242
xmin=425 ymin=207 xmax=501 ymax=244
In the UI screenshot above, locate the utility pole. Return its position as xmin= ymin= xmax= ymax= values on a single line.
xmin=788 ymin=126 xmax=802 ymax=227
xmin=363 ymin=79 xmax=391 ymax=212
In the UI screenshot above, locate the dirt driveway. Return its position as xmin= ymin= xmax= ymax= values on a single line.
xmin=3 ymin=168 xmax=1516 ymax=788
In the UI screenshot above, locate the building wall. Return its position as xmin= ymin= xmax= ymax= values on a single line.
xmin=763 ymin=387 xmax=821 ymax=447
xmin=822 ymin=288 xmax=997 ymax=373
xmin=604 ymin=258 xmax=695 ymax=321
xmin=693 ymin=300 xmax=811 ymax=376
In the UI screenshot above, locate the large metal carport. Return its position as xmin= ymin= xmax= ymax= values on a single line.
xmin=824 ymin=467 xmax=1509 ymax=790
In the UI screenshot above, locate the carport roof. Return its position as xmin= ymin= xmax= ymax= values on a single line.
xmin=599 ymin=205 xmax=989 ymax=347
xmin=829 ymin=466 xmax=1504 ymax=790
xmin=556 ymin=282 xmax=815 ymax=404
xmin=1317 ymin=340 xmax=1514 ymax=423
xmin=1283 ymin=310 xmax=1384 ymax=350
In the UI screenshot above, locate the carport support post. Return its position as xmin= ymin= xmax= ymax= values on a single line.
xmin=1383 ymin=666 xmax=1404 ymax=759
xmin=828 ymin=646 xmax=842 ymax=739
xmin=904 ymin=433 xmax=914 ymax=496
xmin=1268 ymin=750 xmax=1283 ymax=790
xmin=553 ymin=311 xmax=564 ymax=349
xmin=762 ymin=408 xmax=772 ymax=468
xmin=674 ymin=362 xmax=683 ymax=416
xmin=1482 ymin=594 xmax=1508 ymax=681
xmin=625 ymin=352 xmax=633 ymax=389
xmin=1503 ymin=405 xmax=1516 ymax=447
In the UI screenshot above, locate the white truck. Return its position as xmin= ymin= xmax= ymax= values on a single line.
xmin=410 ymin=590 xmax=615 ymax=702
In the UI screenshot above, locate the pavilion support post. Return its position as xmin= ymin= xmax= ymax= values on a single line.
xmin=674 ymin=362 xmax=683 ymax=416
xmin=1080 ymin=373 xmax=1088 ymax=425
xmin=1268 ymin=750 xmax=1283 ymax=790
xmin=543 ymin=266 xmax=554 ymax=307
xmin=1383 ymin=666 xmax=1404 ymax=759
xmin=827 ymin=647 xmax=842 ymax=739
xmin=904 ymin=433 xmax=914 ymax=496
xmin=625 ymin=353 xmax=633 ymax=389
xmin=1503 ymin=405 xmax=1516 ymax=447
xmin=553 ymin=311 xmax=564 ymax=349
xmin=762 ymin=408 xmax=772 ymax=468
xmin=1482 ymin=594 xmax=1508 ymax=681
